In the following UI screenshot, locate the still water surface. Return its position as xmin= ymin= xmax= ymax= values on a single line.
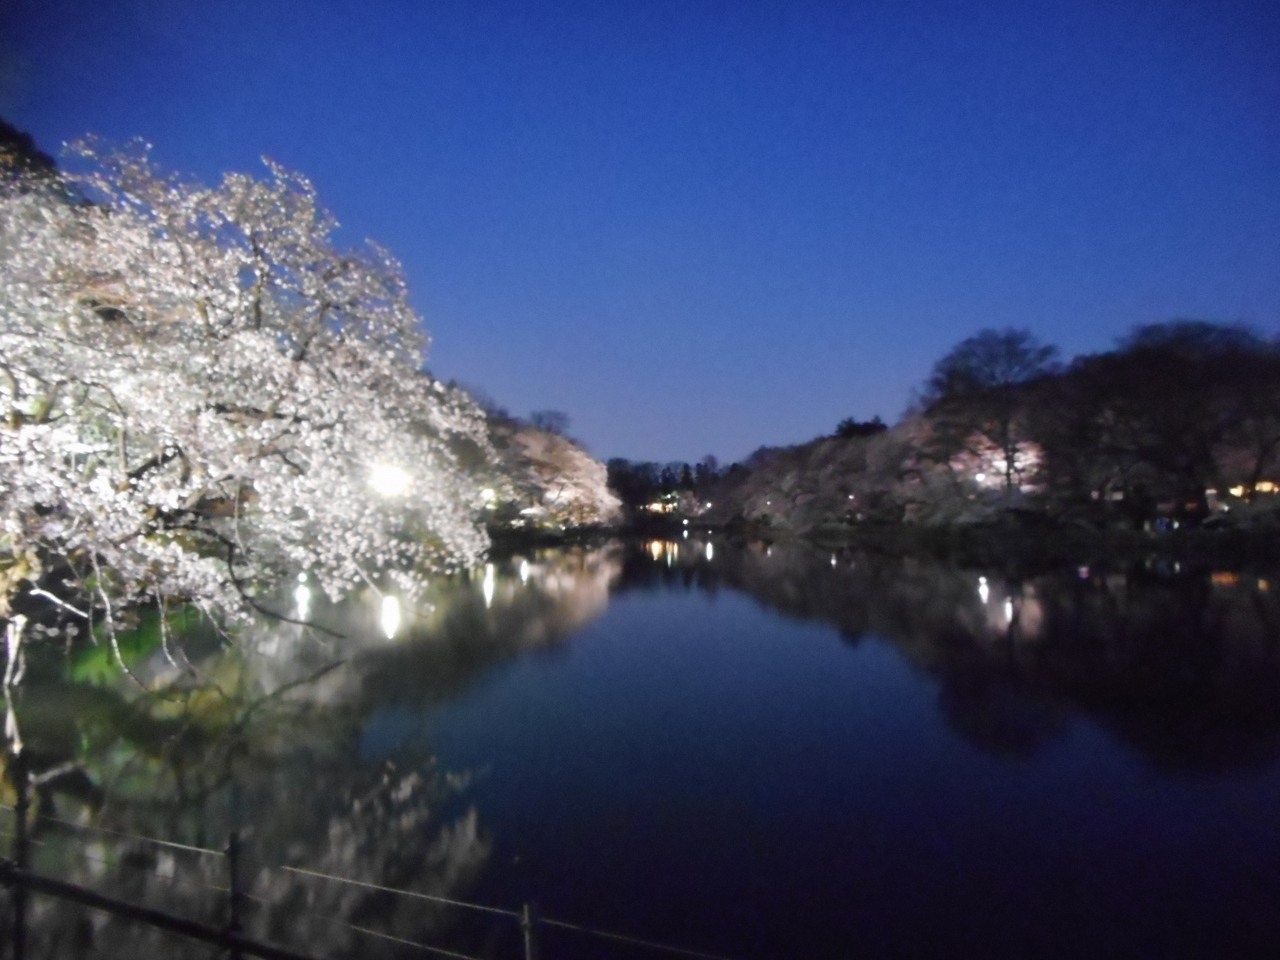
xmin=11 ymin=540 xmax=1280 ymax=958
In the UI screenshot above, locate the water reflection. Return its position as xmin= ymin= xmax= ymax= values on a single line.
xmin=293 ymin=573 xmax=311 ymax=622
xmin=649 ymin=539 xmax=1280 ymax=771
xmin=481 ymin=563 xmax=496 ymax=609
xmin=8 ymin=546 xmax=622 ymax=959
xmin=380 ymin=594 xmax=402 ymax=638
xmin=12 ymin=539 xmax=1280 ymax=958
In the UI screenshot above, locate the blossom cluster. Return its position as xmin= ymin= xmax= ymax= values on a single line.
xmin=0 ymin=142 xmax=490 ymax=638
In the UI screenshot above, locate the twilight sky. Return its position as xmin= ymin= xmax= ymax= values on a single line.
xmin=3 ymin=0 xmax=1279 ymax=463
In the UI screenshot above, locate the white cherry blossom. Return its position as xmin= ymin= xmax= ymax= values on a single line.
xmin=1 ymin=142 xmax=490 ymax=645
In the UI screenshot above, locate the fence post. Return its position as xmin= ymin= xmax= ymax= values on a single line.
xmin=11 ymin=749 xmax=28 ymax=960
xmin=520 ymin=902 xmax=537 ymax=960
xmin=226 ymin=829 xmax=242 ymax=960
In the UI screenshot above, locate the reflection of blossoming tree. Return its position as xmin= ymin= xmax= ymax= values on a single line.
xmin=710 ymin=541 xmax=1280 ymax=769
xmin=18 ymin=750 xmax=491 ymax=960
xmin=7 ymin=547 xmax=630 ymax=958
xmin=0 ymin=142 xmax=490 ymax=693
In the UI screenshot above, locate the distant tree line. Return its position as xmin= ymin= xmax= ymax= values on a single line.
xmin=606 ymin=456 xmax=731 ymax=512
xmin=922 ymin=322 xmax=1280 ymax=519
xmin=834 ymin=416 xmax=888 ymax=439
xmin=607 ymin=320 xmax=1280 ymax=530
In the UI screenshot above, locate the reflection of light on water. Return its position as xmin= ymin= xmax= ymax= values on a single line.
xmin=831 ymin=554 xmax=837 ymax=567
xmin=294 ymin=573 xmax=311 ymax=621
xmin=519 ymin=559 xmax=530 ymax=584
xmin=483 ymin=563 xmax=496 ymax=608
xmin=683 ymin=530 xmax=689 ymax=539
xmin=1004 ymin=597 xmax=1014 ymax=623
xmin=380 ymin=595 xmax=401 ymax=638
xmin=978 ymin=576 xmax=990 ymax=604
xmin=650 ymin=541 xmax=663 ymax=561
xmin=706 ymin=542 xmax=714 ymax=561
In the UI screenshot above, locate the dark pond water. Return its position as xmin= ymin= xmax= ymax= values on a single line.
xmin=8 ymin=539 xmax=1280 ymax=958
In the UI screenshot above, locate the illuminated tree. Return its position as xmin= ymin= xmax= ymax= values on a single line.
xmin=0 ymin=140 xmax=490 ymax=670
xmin=923 ymin=328 xmax=1059 ymax=495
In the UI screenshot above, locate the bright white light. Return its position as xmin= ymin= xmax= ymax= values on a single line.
xmin=480 ymin=487 xmax=495 ymax=502
xmin=294 ymin=583 xmax=311 ymax=621
xmin=831 ymin=554 xmax=838 ymax=567
xmin=705 ymin=543 xmax=714 ymax=561
xmin=519 ymin=559 xmax=530 ymax=584
xmin=978 ymin=576 xmax=990 ymax=604
xmin=683 ymin=519 xmax=689 ymax=526
xmin=705 ymin=502 xmax=712 ymax=509
xmin=683 ymin=530 xmax=688 ymax=538
xmin=1004 ymin=598 xmax=1014 ymax=623
xmin=482 ymin=563 xmax=495 ymax=608
xmin=380 ymin=595 xmax=401 ymax=638
xmin=975 ymin=473 xmax=986 ymax=483
xmin=369 ymin=464 xmax=411 ymax=496
xmin=650 ymin=541 xmax=663 ymax=561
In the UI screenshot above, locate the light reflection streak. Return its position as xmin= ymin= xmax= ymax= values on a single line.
xmin=483 ymin=563 xmax=496 ymax=608
xmin=380 ymin=595 xmax=401 ymax=638
xmin=294 ymin=573 xmax=311 ymax=621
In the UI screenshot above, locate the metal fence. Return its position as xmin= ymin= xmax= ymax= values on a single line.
xmin=1 ymin=752 xmax=736 ymax=960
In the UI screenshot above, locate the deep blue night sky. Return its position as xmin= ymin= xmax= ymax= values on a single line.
xmin=3 ymin=0 xmax=1279 ymax=462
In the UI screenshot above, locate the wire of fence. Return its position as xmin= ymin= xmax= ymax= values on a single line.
xmin=269 ymin=862 xmax=521 ymax=919
xmin=540 ymin=916 xmax=738 ymax=960
xmin=0 ymin=804 xmax=221 ymax=858
xmin=235 ymin=890 xmax=490 ymax=960
xmin=4 ymin=804 xmax=742 ymax=960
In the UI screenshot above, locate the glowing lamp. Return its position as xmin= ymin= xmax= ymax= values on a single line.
xmin=370 ymin=464 xmax=411 ymax=497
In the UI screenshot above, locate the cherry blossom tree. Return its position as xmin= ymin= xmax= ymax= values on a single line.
xmin=0 ymin=140 xmax=490 ymax=688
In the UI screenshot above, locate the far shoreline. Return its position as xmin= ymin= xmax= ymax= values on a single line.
xmin=489 ymin=518 xmax=1280 ymax=573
